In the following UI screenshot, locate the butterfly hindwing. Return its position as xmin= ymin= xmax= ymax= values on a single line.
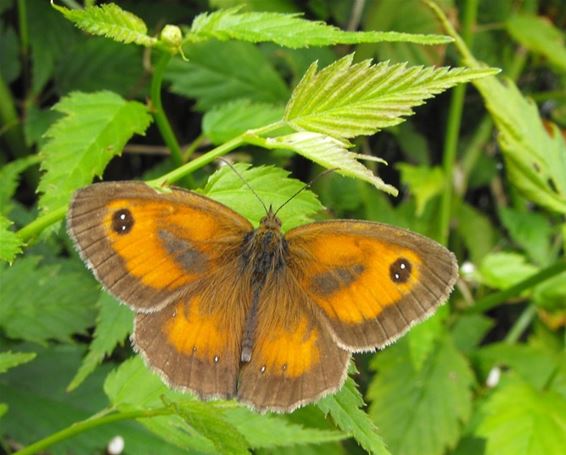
xmin=237 ymin=270 xmax=350 ymax=412
xmin=286 ymin=221 xmax=458 ymax=351
xmin=67 ymin=182 xmax=252 ymax=312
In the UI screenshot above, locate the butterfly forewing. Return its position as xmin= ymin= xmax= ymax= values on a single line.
xmin=286 ymin=221 xmax=458 ymax=351
xmin=67 ymin=182 xmax=252 ymax=312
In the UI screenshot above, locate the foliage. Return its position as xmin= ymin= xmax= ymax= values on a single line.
xmin=1 ymin=1 xmax=565 ymax=455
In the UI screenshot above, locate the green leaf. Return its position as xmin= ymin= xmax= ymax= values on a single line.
xmin=406 ymin=307 xmax=446 ymax=371
xmin=451 ymin=314 xmax=494 ymax=355
xmin=318 ymin=376 xmax=391 ymax=455
xmin=171 ymin=400 xmax=250 ymax=455
xmin=0 ymin=351 xmax=36 ymax=374
xmin=368 ymin=336 xmax=474 ymax=455
xmin=506 ymin=14 xmax=566 ymax=72
xmin=473 ymin=77 xmax=566 ymax=214
xmin=0 ymin=216 xmax=24 ymax=263
xmin=166 ymin=41 xmax=289 ymax=110
xmin=0 ymin=156 xmax=40 ymax=215
xmin=478 ymin=252 xmax=539 ymax=290
xmin=54 ymin=37 xmax=145 ymax=97
xmin=67 ymin=292 xmax=133 ymax=391
xmin=203 ymin=99 xmax=284 ymax=145
xmin=201 ymin=163 xmax=323 ymax=231
xmin=533 ymin=272 xmax=566 ymax=311
xmin=52 ymin=2 xmax=157 ymax=47
xmin=397 ymin=164 xmax=445 ymax=215
xmin=224 ymin=408 xmax=346 ymax=450
xmin=0 ymin=22 xmax=20 ymax=84
xmin=499 ymin=207 xmax=553 ymax=266
xmin=476 ymin=379 xmax=566 ymax=455
xmin=38 ymin=91 xmax=152 ymax=214
xmin=455 ymin=202 xmax=497 ymax=264
xmin=262 ymin=132 xmax=398 ymax=195
xmin=0 ymin=345 xmax=186 ymax=455
xmin=105 ymin=357 xmax=345 ymax=452
xmin=285 ymin=54 xmax=498 ymax=139
xmin=0 ymin=257 xmax=98 ymax=343
xmin=189 ymin=8 xmax=452 ymax=48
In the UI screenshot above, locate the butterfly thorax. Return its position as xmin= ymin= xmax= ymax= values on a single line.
xmin=239 ymin=208 xmax=289 ymax=362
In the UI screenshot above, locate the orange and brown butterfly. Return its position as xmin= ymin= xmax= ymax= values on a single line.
xmin=67 ymin=169 xmax=458 ymax=413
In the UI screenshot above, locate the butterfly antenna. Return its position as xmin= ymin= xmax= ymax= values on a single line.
xmin=274 ymin=168 xmax=338 ymax=217
xmin=217 ymin=158 xmax=269 ymax=214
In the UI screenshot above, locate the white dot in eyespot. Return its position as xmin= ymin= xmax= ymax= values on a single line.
xmin=394 ymin=273 xmax=400 ymax=280
xmin=214 ymin=355 xmax=219 ymax=363
xmin=260 ymin=365 xmax=266 ymax=374
xmin=120 ymin=213 xmax=126 ymax=220
xmin=107 ymin=435 xmax=125 ymax=455
xmin=400 ymin=263 xmax=406 ymax=269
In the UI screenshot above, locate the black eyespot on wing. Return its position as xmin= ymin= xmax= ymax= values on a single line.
xmin=112 ymin=208 xmax=134 ymax=234
xmin=390 ymin=257 xmax=412 ymax=283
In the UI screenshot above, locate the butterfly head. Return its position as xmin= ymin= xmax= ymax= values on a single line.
xmin=259 ymin=205 xmax=282 ymax=232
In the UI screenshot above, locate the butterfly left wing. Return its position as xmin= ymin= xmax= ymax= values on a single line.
xmin=285 ymin=221 xmax=458 ymax=351
xmin=133 ymin=260 xmax=251 ymax=399
xmin=237 ymin=270 xmax=350 ymax=412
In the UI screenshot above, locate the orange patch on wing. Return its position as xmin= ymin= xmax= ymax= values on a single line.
xmin=257 ymin=317 xmax=319 ymax=378
xmin=305 ymin=235 xmax=422 ymax=323
xmin=163 ymin=298 xmax=225 ymax=360
xmin=103 ymin=199 xmax=218 ymax=289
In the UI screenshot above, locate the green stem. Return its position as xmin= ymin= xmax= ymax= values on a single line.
xmin=504 ymin=305 xmax=536 ymax=344
xmin=438 ymin=0 xmax=478 ymax=245
xmin=182 ymin=133 xmax=206 ymax=161
xmin=150 ymin=52 xmax=183 ymax=167
xmin=17 ymin=206 xmax=67 ymax=242
xmin=13 ymin=408 xmax=173 ymax=455
xmin=470 ymin=261 xmax=566 ymax=313
xmin=17 ymin=0 xmax=29 ymax=58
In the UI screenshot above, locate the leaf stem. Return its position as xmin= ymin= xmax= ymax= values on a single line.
xmin=438 ymin=0 xmax=478 ymax=245
xmin=12 ymin=407 xmax=173 ymax=455
xmin=150 ymin=52 xmax=183 ymax=167
xmin=17 ymin=206 xmax=67 ymax=242
xmin=470 ymin=261 xmax=566 ymax=313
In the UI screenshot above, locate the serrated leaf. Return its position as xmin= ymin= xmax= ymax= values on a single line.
xmin=0 ymin=345 xmax=185 ymax=455
xmin=0 ymin=351 xmax=36 ymax=374
xmin=454 ymin=202 xmax=496 ymax=264
xmin=285 ymin=54 xmax=498 ymax=139
xmin=37 ymin=91 xmax=152 ymax=213
xmin=476 ymin=379 xmax=566 ymax=455
xmin=478 ymin=252 xmax=539 ymax=290
xmin=67 ymin=292 xmax=133 ymax=391
xmin=53 ymin=2 xmax=157 ymax=47
xmin=201 ymin=163 xmax=323 ymax=231
xmin=0 ymin=216 xmax=24 ymax=263
xmin=105 ymin=357 xmax=345 ymax=452
xmin=171 ymin=400 xmax=250 ymax=455
xmin=166 ymin=41 xmax=289 ymax=110
xmin=0 ymin=156 xmax=40 ymax=215
xmin=189 ymin=8 xmax=452 ymax=49
xmin=473 ymin=77 xmax=566 ymax=214
xmin=506 ymin=14 xmax=566 ymax=72
xmin=368 ymin=336 xmax=474 ymax=455
xmin=203 ymin=99 xmax=284 ymax=145
xmin=397 ymin=164 xmax=445 ymax=215
xmin=406 ymin=307 xmax=446 ymax=371
xmin=318 ymin=376 xmax=391 ymax=455
xmin=0 ymin=257 xmax=97 ymax=343
xmin=264 ymin=132 xmax=398 ymax=195
xmin=499 ymin=207 xmax=553 ymax=266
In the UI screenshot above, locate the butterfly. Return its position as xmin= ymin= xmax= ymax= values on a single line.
xmin=67 ymin=180 xmax=458 ymax=412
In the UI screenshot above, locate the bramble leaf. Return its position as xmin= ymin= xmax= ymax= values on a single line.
xmin=285 ymin=54 xmax=499 ymax=139
xmin=319 ymin=376 xmax=391 ymax=455
xmin=0 ymin=216 xmax=24 ymax=263
xmin=0 ymin=257 xmax=98 ymax=343
xmin=263 ymin=132 xmax=398 ymax=195
xmin=67 ymin=292 xmax=133 ymax=391
xmin=202 ymin=163 xmax=323 ymax=231
xmin=38 ymin=91 xmax=151 ymax=214
xmin=368 ymin=336 xmax=474 ymax=455
xmin=476 ymin=379 xmax=566 ymax=455
xmin=0 ymin=352 xmax=36 ymax=374
xmin=189 ymin=7 xmax=452 ymax=48
xmin=52 ymin=2 xmax=157 ymax=47
xmin=166 ymin=41 xmax=289 ymax=110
